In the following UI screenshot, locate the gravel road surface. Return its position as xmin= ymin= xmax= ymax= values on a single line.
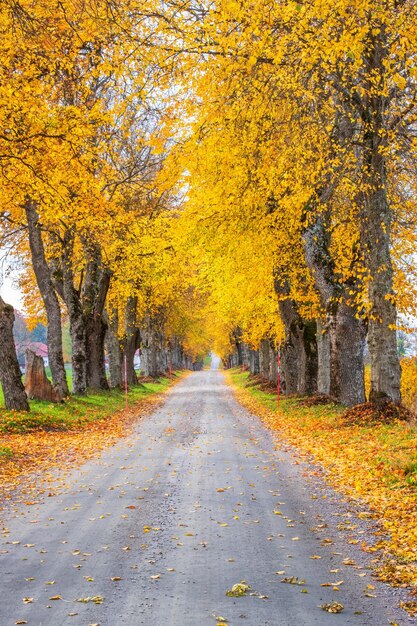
xmin=0 ymin=370 xmax=411 ymax=626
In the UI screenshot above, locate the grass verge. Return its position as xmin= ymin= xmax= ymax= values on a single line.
xmin=0 ymin=379 xmax=170 ymax=433
xmin=0 ymin=374 xmax=183 ymax=508
xmin=227 ymin=368 xmax=417 ymax=599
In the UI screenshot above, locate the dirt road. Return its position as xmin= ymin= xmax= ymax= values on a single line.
xmin=0 ymin=371 xmax=410 ymax=625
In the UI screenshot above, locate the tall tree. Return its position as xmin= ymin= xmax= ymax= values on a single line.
xmin=24 ymin=201 xmax=69 ymax=397
xmin=0 ymin=296 xmax=29 ymax=411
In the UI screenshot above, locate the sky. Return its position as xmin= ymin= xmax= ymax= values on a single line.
xmin=0 ymin=272 xmax=24 ymax=310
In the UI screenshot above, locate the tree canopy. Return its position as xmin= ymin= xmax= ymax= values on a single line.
xmin=1 ymin=0 xmax=417 ymax=407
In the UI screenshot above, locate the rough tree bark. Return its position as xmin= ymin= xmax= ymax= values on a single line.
xmin=140 ymin=316 xmax=159 ymax=377
xmin=85 ymin=315 xmax=108 ymax=389
xmin=170 ymin=337 xmax=183 ymax=370
xmin=121 ymin=297 xmax=140 ymax=386
xmin=105 ymin=308 xmax=122 ymax=388
xmin=302 ymin=214 xmax=366 ymax=406
xmin=240 ymin=343 xmax=250 ymax=369
xmin=276 ymin=288 xmax=318 ymax=396
xmin=25 ymin=200 xmax=69 ymax=397
xmin=268 ymin=342 xmax=278 ymax=384
xmin=259 ymin=339 xmax=270 ymax=380
xmin=277 ymin=299 xmax=303 ymax=394
xmin=80 ymin=241 xmax=110 ymax=390
xmin=359 ymin=30 xmax=401 ymax=403
xmin=156 ymin=331 xmax=167 ymax=375
xmin=62 ymin=230 xmax=87 ymax=396
xmin=57 ymin=229 xmax=88 ymax=395
xmin=54 ymin=234 xmax=110 ymax=392
xmin=316 ymin=318 xmax=330 ymax=395
xmin=0 ymin=296 xmax=29 ymax=411
xmin=249 ymin=349 xmax=260 ymax=375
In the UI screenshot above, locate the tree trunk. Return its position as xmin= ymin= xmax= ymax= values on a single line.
xmin=316 ymin=318 xmax=330 ymax=395
xmin=360 ymin=139 xmax=401 ymax=403
xmin=121 ymin=297 xmax=140 ymax=386
xmin=105 ymin=308 xmax=122 ymax=388
xmin=156 ymin=332 xmax=167 ymax=374
xmin=25 ymin=349 xmax=62 ymax=402
xmin=299 ymin=321 xmax=318 ymax=395
xmin=81 ymin=242 xmax=110 ymax=390
xmin=258 ymin=339 xmax=270 ymax=379
xmin=302 ymin=214 xmax=365 ymax=405
xmin=25 ymin=200 xmax=68 ymax=397
xmin=249 ymin=349 xmax=260 ymax=375
xmin=85 ymin=316 xmax=108 ymax=390
xmin=169 ymin=337 xmax=182 ymax=370
xmin=277 ymin=297 xmax=317 ymax=395
xmin=328 ymin=303 xmax=366 ymax=405
xmin=59 ymin=230 xmax=88 ymax=395
xmin=278 ymin=299 xmax=303 ymax=394
xmin=141 ymin=318 xmax=158 ymax=377
xmin=241 ymin=343 xmax=250 ymax=369
xmin=353 ymin=24 xmax=400 ymax=404
xmin=268 ymin=343 xmax=278 ymax=384
xmin=0 ymin=297 xmax=29 ymax=411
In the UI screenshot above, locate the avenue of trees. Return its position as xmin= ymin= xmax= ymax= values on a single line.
xmin=1 ymin=0 xmax=417 ymax=410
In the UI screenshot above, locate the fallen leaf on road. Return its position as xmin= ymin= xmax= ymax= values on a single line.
xmin=226 ymin=581 xmax=251 ymax=597
xmin=22 ymin=598 xmax=33 ymax=604
xmin=321 ymin=602 xmax=344 ymax=613
xmin=111 ymin=577 xmax=122 ymax=581
xmin=281 ymin=577 xmax=306 ymax=585
xmin=49 ymin=595 xmax=62 ymax=601
xmin=399 ymin=602 xmax=417 ymax=616
xmin=77 ymin=596 xmax=104 ymax=604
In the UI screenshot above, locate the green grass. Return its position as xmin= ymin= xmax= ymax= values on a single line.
xmin=230 ymin=369 xmax=343 ymax=419
xmin=0 ymin=378 xmax=170 ymax=434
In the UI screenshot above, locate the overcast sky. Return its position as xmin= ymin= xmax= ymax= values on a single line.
xmin=0 ymin=272 xmax=23 ymax=310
